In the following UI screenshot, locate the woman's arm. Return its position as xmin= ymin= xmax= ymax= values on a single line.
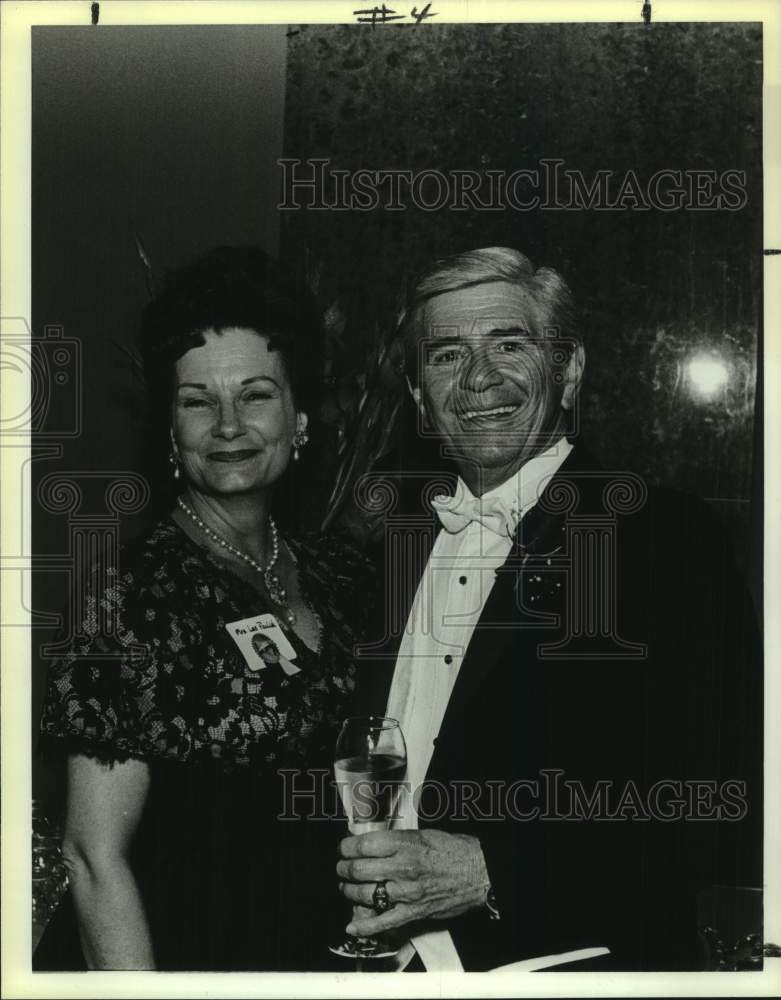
xmin=61 ymin=753 xmax=154 ymax=969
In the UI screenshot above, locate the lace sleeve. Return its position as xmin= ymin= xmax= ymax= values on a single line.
xmin=39 ymin=563 xmax=159 ymax=766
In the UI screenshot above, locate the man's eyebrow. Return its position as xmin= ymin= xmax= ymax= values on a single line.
xmin=486 ymin=325 xmax=531 ymax=336
xmin=425 ymin=326 xmax=530 ymax=344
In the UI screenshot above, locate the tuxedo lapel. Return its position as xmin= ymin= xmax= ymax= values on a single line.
xmin=429 ymin=556 xmax=522 ymax=759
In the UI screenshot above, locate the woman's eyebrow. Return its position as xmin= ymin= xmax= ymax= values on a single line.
xmin=176 ymin=375 xmax=280 ymax=390
xmin=241 ymin=375 xmax=279 ymax=387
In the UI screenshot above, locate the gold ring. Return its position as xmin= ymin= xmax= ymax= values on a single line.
xmin=372 ymin=881 xmax=391 ymax=913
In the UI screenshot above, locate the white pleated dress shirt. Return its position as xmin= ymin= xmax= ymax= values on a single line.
xmin=385 ymin=439 xmax=573 ymax=971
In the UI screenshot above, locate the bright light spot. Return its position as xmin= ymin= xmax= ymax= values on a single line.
xmin=687 ymin=353 xmax=730 ymax=398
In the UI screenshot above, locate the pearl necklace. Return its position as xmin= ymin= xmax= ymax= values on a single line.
xmin=176 ymin=496 xmax=296 ymax=627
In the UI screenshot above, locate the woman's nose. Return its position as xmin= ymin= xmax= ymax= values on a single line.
xmin=213 ymin=400 xmax=245 ymax=438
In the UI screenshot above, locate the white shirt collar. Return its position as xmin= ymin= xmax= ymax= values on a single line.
xmin=455 ymin=437 xmax=573 ymax=532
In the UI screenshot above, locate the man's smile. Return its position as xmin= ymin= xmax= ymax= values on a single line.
xmin=458 ymin=403 xmax=522 ymax=422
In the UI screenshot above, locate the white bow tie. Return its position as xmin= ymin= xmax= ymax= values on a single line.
xmin=431 ymin=489 xmax=518 ymax=538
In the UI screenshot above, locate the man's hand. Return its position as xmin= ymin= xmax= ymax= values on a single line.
xmin=336 ymin=829 xmax=489 ymax=937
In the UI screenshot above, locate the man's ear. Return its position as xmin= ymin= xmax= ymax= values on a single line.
xmin=561 ymin=344 xmax=585 ymax=411
xmin=405 ymin=375 xmax=425 ymax=418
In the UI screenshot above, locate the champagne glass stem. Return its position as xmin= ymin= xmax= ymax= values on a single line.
xmin=330 ymin=716 xmax=407 ymax=962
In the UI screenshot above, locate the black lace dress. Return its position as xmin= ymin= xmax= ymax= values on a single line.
xmin=34 ymin=519 xmax=372 ymax=971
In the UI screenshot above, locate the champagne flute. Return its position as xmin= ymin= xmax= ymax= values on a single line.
xmin=329 ymin=716 xmax=407 ymax=960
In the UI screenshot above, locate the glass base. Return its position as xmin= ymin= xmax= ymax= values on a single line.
xmin=329 ymin=935 xmax=399 ymax=960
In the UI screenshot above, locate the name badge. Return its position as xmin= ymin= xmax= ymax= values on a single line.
xmin=225 ymin=614 xmax=300 ymax=675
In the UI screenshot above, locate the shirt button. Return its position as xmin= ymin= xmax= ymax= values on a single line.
xmin=458 ymin=575 xmax=467 ymax=585
xmin=444 ymin=654 xmax=453 ymax=665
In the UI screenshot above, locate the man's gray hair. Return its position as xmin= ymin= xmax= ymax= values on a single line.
xmin=397 ymin=246 xmax=579 ymax=385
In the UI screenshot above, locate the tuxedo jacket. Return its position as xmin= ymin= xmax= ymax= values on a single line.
xmin=354 ymin=445 xmax=762 ymax=971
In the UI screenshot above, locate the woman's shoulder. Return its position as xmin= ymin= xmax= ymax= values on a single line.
xmin=118 ymin=516 xmax=188 ymax=573
xmin=58 ymin=517 xmax=211 ymax=657
xmin=113 ymin=516 xmax=215 ymax=594
xmin=41 ymin=518 xmax=221 ymax=766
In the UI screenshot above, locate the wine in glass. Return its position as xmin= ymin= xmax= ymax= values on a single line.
xmin=330 ymin=716 xmax=407 ymax=960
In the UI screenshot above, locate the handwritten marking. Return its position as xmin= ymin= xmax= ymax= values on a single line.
xmin=411 ymin=3 xmax=437 ymax=25
xmin=91 ymin=2 xmax=99 ymax=25
xmin=353 ymin=3 xmax=437 ymax=26
xmin=354 ymin=4 xmax=404 ymax=27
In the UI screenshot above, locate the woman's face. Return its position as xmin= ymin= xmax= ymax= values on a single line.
xmin=172 ymin=327 xmax=306 ymax=498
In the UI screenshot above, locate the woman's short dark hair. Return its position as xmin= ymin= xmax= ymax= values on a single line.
xmin=138 ymin=245 xmax=324 ymax=422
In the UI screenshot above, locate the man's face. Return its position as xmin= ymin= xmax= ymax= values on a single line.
xmin=412 ymin=281 xmax=582 ymax=492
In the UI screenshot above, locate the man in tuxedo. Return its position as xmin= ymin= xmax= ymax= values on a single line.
xmin=336 ymin=247 xmax=761 ymax=971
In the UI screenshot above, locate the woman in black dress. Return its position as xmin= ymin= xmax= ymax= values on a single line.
xmin=35 ymin=247 xmax=370 ymax=970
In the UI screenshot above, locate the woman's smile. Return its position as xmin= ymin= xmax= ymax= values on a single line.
xmin=207 ymin=449 xmax=261 ymax=463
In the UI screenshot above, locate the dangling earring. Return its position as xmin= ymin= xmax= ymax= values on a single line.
xmin=292 ymin=428 xmax=309 ymax=462
xmin=169 ymin=428 xmax=182 ymax=480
